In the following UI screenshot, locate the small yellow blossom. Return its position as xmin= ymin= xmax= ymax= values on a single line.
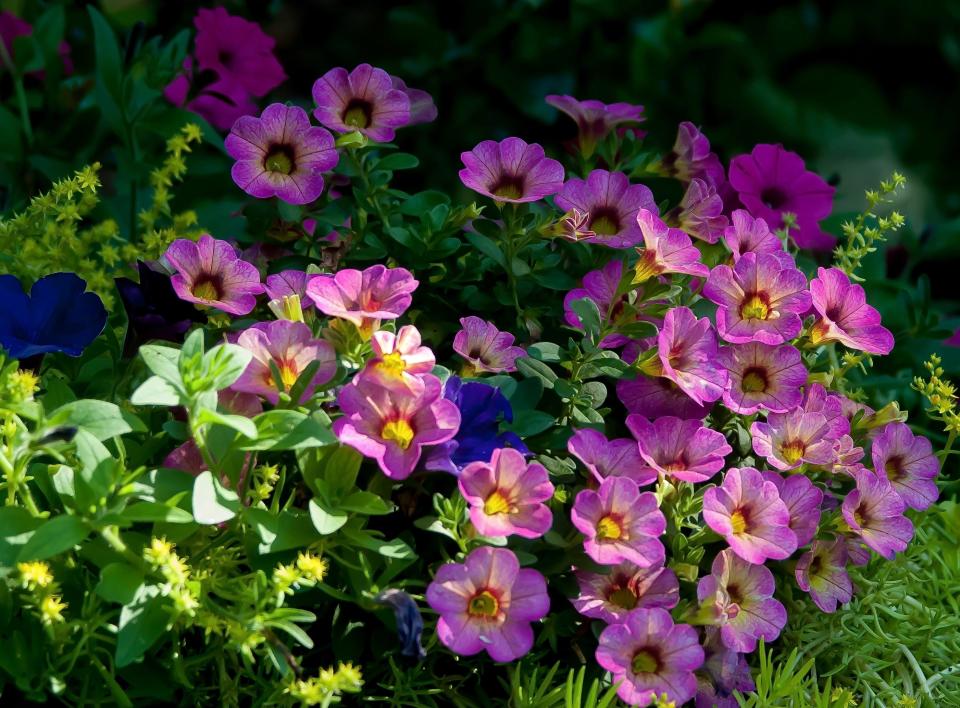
xmin=40 ymin=594 xmax=67 ymax=624
xmin=18 ymin=561 xmax=54 ymax=589
xmin=295 ymin=553 xmax=329 ymax=583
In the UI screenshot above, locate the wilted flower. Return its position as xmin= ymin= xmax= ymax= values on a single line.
xmin=364 ymin=325 xmax=436 ymax=393
xmin=663 ymin=121 xmax=725 ymax=187
xmin=306 ymin=265 xmax=418 ymax=331
xmin=671 ymin=178 xmax=728 ymax=243
xmin=842 ymin=469 xmax=914 ymax=560
xmin=453 ymin=316 xmax=525 ymax=374
xmin=751 ymin=409 xmax=837 ymax=471
xmin=312 ymin=63 xmax=411 ymax=142
xmin=809 ymin=267 xmax=894 ymax=355
xmin=695 ymin=628 xmax=756 ymax=708
xmin=374 ymin=589 xmax=426 ymax=661
xmin=554 ymin=170 xmax=657 ymax=248
xmin=632 ymin=209 xmax=710 ymax=284
xmin=870 ymin=422 xmax=939 ymax=511
xmin=572 ymin=562 xmax=678 ymax=624
xmin=626 ymin=415 xmax=732 ymax=483
xmin=459 ymin=137 xmax=564 ymax=203
xmin=544 ymin=95 xmax=644 ymax=157
xmin=795 ymin=538 xmax=853 ymax=613
xmin=717 ymin=342 xmax=808 ymax=414
xmin=164 ymin=235 xmax=264 ymax=316
xmin=563 ymin=259 xmax=631 ymax=348
xmin=567 ymin=428 xmax=657 ymax=486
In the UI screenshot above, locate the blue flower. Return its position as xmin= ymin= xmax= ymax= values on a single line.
xmin=0 ymin=273 xmax=107 ymax=359
xmin=374 ymin=589 xmax=426 ymax=661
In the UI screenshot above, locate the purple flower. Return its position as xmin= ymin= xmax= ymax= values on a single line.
xmin=697 ymin=549 xmax=787 ymax=652
xmin=572 ymin=562 xmax=678 ymax=624
xmin=842 ymin=469 xmax=914 ymax=560
xmin=695 ymin=628 xmax=756 ymax=708
xmin=563 ymin=259 xmax=631 ymax=348
xmin=453 ymin=316 xmax=525 ymax=374
xmin=193 ymin=7 xmax=285 ymax=97
xmin=544 ymin=95 xmax=644 ymax=157
xmin=626 ymin=415 xmax=731 ymax=483
xmin=459 ymin=137 xmax=564 ymax=203
xmin=704 ymin=253 xmax=811 ymax=345
xmin=722 ymin=210 xmax=788 ymax=263
xmin=647 ymin=307 xmax=728 ymax=406
xmin=809 ymin=267 xmax=894 ymax=355
xmin=390 ymin=76 xmax=437 ymax=125
xmin=795 ymin=383 xmax=852 ymax=441
xmin=703 ymin=467 xmax=798 ymax=564
xmin=164 ymin=61 xmax=259 ymax=131
xmin=728 ymin=143 xmax=836 ymax=250
xmin=571 ymin=477 xmax=665 ymax=567
xmin=265 ymin=270 xmax=315 ymax=315
xmin=553 ymin=170 xmax=657 ymax=249
xmin=871 ymin=422 xmax=939 ymax=511
xmin=632 ymin=209 xmax=710 ymax=284
xmin=596 ymin=608 xmax=704 ymax=706
xmin=670 ymin=178 xmax=729 ymax=244
xmin=364 ymin=325 xmax=436 ymax=393
xmin=312 ymin=63 xmax=410 ymax=142
xmin=762 ymin=471 xmax=823 ymax=547
xmin=226 ymin=104 xmax=338 ymax=205
xmin=567 ymin=428 xmax=656 ymax=486
xmin=718 ymin=342 xmax=808 ymax=414
xmin=164 ymin=235 xmax=264 ymax=316
xmin=459 ymin=448 xmax=554 ymax=539
xmin=751 ymin=408 xmax=837 ymax=471
xmin=115 ymin=262 xmax=205 ymax=348
xmin=795 ymin=538 xmax=853 ymax=613
xmin=616 ymin=375 xmax=710 ymax=421
xmin=306 ymin=265 xmax=418 ymax=331
xmin=664 ymin=121 xmax=725 ymax=187
xmin=426 ymin=546 xmax=549 ymax=662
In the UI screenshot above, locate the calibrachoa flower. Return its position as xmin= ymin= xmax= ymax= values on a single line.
xmin=704 ymin=252 xmax=811 ymax=345
xmin=231 ymin=320 xmax=337 ymax=404
xmin=761 ymin=472 xmax=823 ymax=547
xmin=563 ymin=259 xmax=631 ymax=348
xmin=312 ymin=63 xmax=411 ymax=142
xmin=265 ymin=270 xmax=315 ymax=311
xmin=728 ymin=143 xmax=836 ymax=250
xmin=333 ymin=374 xmax=460 ymax=480
xmin=596 ymin=608 xmax=704 ymax=706
xmin=671 ymin=177 xmax=728 ymax=243
xmin=453 ymin=316 xmax=525 ymax=374
xmin=571 ymin=476 xmax=666 ymax=567
xmin=364 ymin=325 xmax=436 ymax=393
xmin=645 ymin=306 xmax=727 ymax=406
xmin=703 ymin=467 xmax=798 ymax=564
xmin=832 ymin=434 xmax=867 ymax=477
xmin=164 ymin=64 xmax=259 ymax=131
xmin=632 ymin=209 xmax=710 ymax=284
xmin=697 ymin=549 xmax=787 ymax=652
xmin=795 ymin=538 xmax=853 ymax=613
xmin=390 ymin=76 xmax=438 ymax=125
xmin=717 ymin=342 xmax=808 ymax=414
xmin=459 ymin=137 xmax=564 ymax=203
xmin=795 ymin=382 xmax=851 ymax=441
xmin=572 ymin=562 xmax=678 ymax=624
xmin=696 ymin=629 xmax=756 ymax=708
xmin=626 ymin=415 xmax=732 ymax=483
xmin=115 ymin=262 xmax=205 ymax=348
xmin=544 ymin=94 xmax=644 ymax=157
xmin=164 ymin=235 xmax=265 ymax=316
xmin=192 ymin=6 xmax=285 ymax=97
xmin=226 ymin=103 xmax=338 ymax=205
xmin=664 ymin=121 xmax=725 ymax=187
xmin=306 ymin=264 xmax=418 ymax=331
xmin=426 ymin=546 xmax=549 ymax=662
xmin=842 ymin=469 xmax=914 ymax=560
xmin=722 ymin=210 xmax=788 ymax=263
xmin=567 ymin=428 xmax=657 ymax=486
xmin=616 ymin=374 xmax=710 ymax=421
xmin=459 ymin=448 xmax=554 ymax=538
xmin=809 ymin=267 xmax=895 ymax=355
xmin=751 ymin=408 xmax=837 ymax=470
xmin=553 ymin=170 xmax=657 ymax=248
xmin=871 ymin=422 xmax=939 ymax=511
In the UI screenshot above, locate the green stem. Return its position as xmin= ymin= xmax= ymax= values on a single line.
xmin=0 ymin=40 xmax=33 ymax=145
xmin=100 ymin=526 xmax=150 ymax=571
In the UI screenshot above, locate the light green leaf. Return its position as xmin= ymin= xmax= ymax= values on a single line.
xmin=192 ymin=471 xmax=240 ymax=525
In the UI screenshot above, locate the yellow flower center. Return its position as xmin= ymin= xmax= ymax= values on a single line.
xmin=342 ymin=103 xmax=371 ymax=129
xmin=853 ymin=508 xmax=867 ymax=527
xmin=781 ymin=439 xmax=806 ymax=465
xmin=632 ymin=250 xmax=662 ymax=285
xmin=491 ymin=175 xmax=524 ymax=200
xmin=810 ymin=318 xmax=831 ymax=344
xmin=608 ymin=587 xmax=638 ymax=610
xmin=376 ymin=351 xmax=407 ymax=379
xmin=264 ymin=148 xmax=294 ymax=175
xmin=596 ymin=515 xmax=623 ymax=541
xmin=278 ymin=361 xmax=300 ymax=390
xmin=483 ymin=490 xmax=512 ymax=516
xmin=468 ymin=590 xmax=500 ymax=617
xmin=664 ymin=457 xmax=687 ymax=473
xmin=741 ymin=368 xmax=768 ymax=393
xmin=740 ymin=293 xmax=770 ymax=320
xmin=381 ymin=419 xmax=414 ymax=449
xmin=730 ymin=509 xmax=748 ymax=535
xmin=589 ymin=212 xmax=620 ymax=236
xmin=631 ymin=649 xmax=659 ymax=675
xmin=884 ymin=456 xmax=904 ymax=481
xmin=191 ymin=278 xmax=221 ymax=301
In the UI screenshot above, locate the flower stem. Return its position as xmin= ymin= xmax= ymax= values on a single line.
xmin=0 ymin=40 xmax=33 ymax=146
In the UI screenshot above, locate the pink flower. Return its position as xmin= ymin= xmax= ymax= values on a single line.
xmin=842 ymin=469 xmax=914 ymax=560
xmin=671 ymin=178 xmax=729 ymax=244
xmin=761 ymin=472 xmax=823 ymax=547
xmin=632 ymin=209 xmax=710 ymax=284
xmin=363 ymin=325 xmax=435 ymax=393
xmin=616 ymin=375 xmax=710 ymax=421
xmin=647 ymin=307 xmax=728 ymax=406
xmin=718 ymin=342 xmax=808 ymax=414
xmin=459 ymin=137 xmax=565 ymax=203
xmin=665 ymin=122 xmax=725 ymax=187
xmin=312 ymin=64 xmax=411 ymax=142
xmin=164 ymin=235 xmax=264 ymax=316
xmin=572 ymin=562 xmax=678 ymax=624
xmin=453 ymin=317 xmax=525 ymax=374
xmin=306 ymin=265 xmax=418 ymax=330
xmin=426 ymin=546 xmax=549 ymax=662
xmin=751 ymin=408 xmax=837 ymax=471
xmin=193 ymin=7 xmax=285 ymax=97
xmin=871 ymin=422 xmax=939 ymax=511
xmin=626 ymin=415 xmax=731 ymax=483
xmin=795 ymin=383 xmax=851 ymax=441
xmin=554 ymin=170 xmax=657 ymax=249
xmin=563 ymin=260 xmax=632 ymax=348
xmin=459 ymin=448 xmax=554 ymax=539
xmin=390 ymin=75 xmax=437 ymax=125
xmin=809 ymin=267 xmax=894 ymax=355
xmin=571 ymin=477 xmax=665 ymax=567
xmin=566 ymin=428 xmax=657 ymax=486
xmin=265 ymin=270 xmax=315 ymax=309
xmin=722 ymin=210 xmax=789 ymax=263
xmin=545 ymin=95 xmax=644 ymax=157
xmin=795 ymin=538 xmax=853 ymax=613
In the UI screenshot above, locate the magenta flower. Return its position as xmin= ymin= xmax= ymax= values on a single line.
xmin=571 ymin=477 xmax=665 ymax=567
xmin=704 ymin=253 xmax=811 ymax=345
xmin=671 ymin=178 xmax=728 ymax=244
xmin=459 ymin=448 xmax=554 ymax=539
xmin=554 ymin=170 xmax=657 ymax=249
xmin=718 ymin=342 xmax=807 ymax=414
xmin=832 ymin=434 xmax=867 ymax=477
xmin=567 ymin=428 xmax=656 ymax=486
xmin=795 ymin=538 xmax=853 ymax=613
xmin=193 ymin=7 xmax=285 ymax=97
xmin=544 ymin=95 xmax=644 ymax=156
xmin=632 ymin=209 xmax=710 ymax=284
xmin=265 ymin=270 xmax=315 ymax=309
xmin=453 ymin=316 xmax=525 ymax=374
xmin=703 ymin=467 xmax=798 ymax=564
xmin=306 ymin=265 xmax=418 ymax=330
xmin=647 ymin=307 xmax=728 ymax=406
xmin=728 ymin=144 xmax=836 ymax=250
xmin=751 ymin=409 xmax=837 ymax=471
xmin=164 ymin=235 xmax=264 ymax=316
xmin=626 ymin=415 xmax=731 ymax=483
xmin=426 ymin=546 xmax=549 ymax=662
xmin=573 ymin=562 xmax=678 ymax=624
xmin=871 ymin=422 xmax=939 ymax=511
xmin=459 ymin=137 xmax=564 ymax=203
xmin=563 ymin=260 xmax=631 ymax=348
xmin=596 ymin=608 xmax=704 ymax=707
xmin=842 ymin=469 xmax=914 ymax=560
xmin=795 ymin=383 xmax=852 ymax=441
xmin=164 ymin=64 xmax=259 ymax=131
xmin=616 ymin=375 xmax=710 ymax=421
xmin=722 ymin=210 xmax=788 ymax=263
xmin=665 ymin=121 xmax=725 ymax=187
xmin=809 ymin=267 xmax=894 ymax=355
xmin=697 ymin=549 xmax=787 ymax=653
xmin=333 ymin=374 xmax=460 ymax=480
xmin=761 ymin=472 xmax=823 ymax=547
xmin=226 ymin=104 xmax=338 ymax=205
xmin=312 ymin=63 xmax=410 ymax=142
xmin=363 ymin=325 xmax=436 ymax=393
xmin=231 ymin=320 xmax=336 ymax=404
xmin=390 ymin=76 xmax=437 ymax=125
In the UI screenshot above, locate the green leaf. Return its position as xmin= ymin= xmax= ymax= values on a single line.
xmin=339 ymin=491 xmax=393 ymax=515
xmin=195 ymin=408 xmax=258 ymax=439
xmin=192 ymin=471 xmax=240 ymax=525
xmin=341 ymin=528 xmax=415 ymax=559
xmin=74 ymin=429 xmax=117 ymax=500
xmin=527 ymin=342 xmax=563 ymax=363
xmin=87 ymin=7 xmax=125 ymax=136
xmin=308 ymin=498 xmax=348 ymax=535
xmin=515 ymin=356 xmax=558 ymax=388
xmin=96 ymin=563 xmax=145 ymax=605
xmin=570 ymin=297 xmax=602 ymax=341
xmin=245 ymin=509 xmax=318 ymax=554
xmin=131 ymin=376 xmax=183 ymax=407
xmin=119 ymin=502 xmax=194 ymax=524
xmin=300 ymin=445 xmax=362 ymax=498
xmin=508 ymin=410 xmax=555 ymax=437
xmin=465 ymin=231 xmax=507 ymax=268
xmin=241 ymin=410 xmax=336 ymax=451
xmin=0 ymin=507 xmax=42 ymax=566
xmin=116 ymin=585 xmax=167 ymax=667
xmin=18 ymin=515 xmax=89 ymax=561
xmin=48 ymin=400 xmax=141 ymax=441
xmin=375 ymin=152 xmax=419 ymax=171
xmin=203 ymin=344 xmax=253 ymax=391
xmin=139 ymin=344 xmax=182 ymax=383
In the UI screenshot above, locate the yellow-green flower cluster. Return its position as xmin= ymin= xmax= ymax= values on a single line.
xmin=16 ymin=561 xmax=67 ymax=626
xmin=144 ymin=537 xmax=200 ymax=617
xmin=833 ymin=171 xmax=907 ymax=280
xmin=912 ymin=354 xmax=960 ymax=436
xmin=1 ymin=361 xmax=39 ymax=405
xmin=287 ymin=662 xmax=363 ymax=706
xmin=271 ymin=551 xmax=330 ymax=599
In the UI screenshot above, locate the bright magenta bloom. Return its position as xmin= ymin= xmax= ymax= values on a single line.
xmin=672 ymin=178 xmax=728 ymax=243
xmin=554 ymin=170 xmax=657 ymax=249
xmin=665 ymin=121 xmax=725 ymax=187
xmin=572 ymin=562 xmax=678 ymax=624
xmin=312 ymin=64 xmax=411 ymax=142
xmin=842 ymin=469 xmax=914 ymax=560
xmin=193 ymin=7 xmax=285 ymax=97
xmin=567 ymin=428 xmax=657 ymax=486
xmin=459 ymin=137 xmax=564 ymax=203
xmin=751 ymin=408 xmax=837 ymax=471
xmin=809 ymin=267 xmax=895 ymax=355
xmin=426 ymin=546 xmax=549 ymax=662
xmin=459 ymin=448 xmax=554 ymax=539
xmin=761 ymin=471 xmax=823 ymax=547
xmin=648 ymin=307 xmax=728 ymax=406
xmin=571 ymin=477 xmax=665 ymax=567
xmin=795 ymin=538 xmax=853 ymax=613
xmin=226 ymin=104 xmax=338 ymax=205
xmin=626 ymin=415 xmax=731 ymax=483
xmin=544 ymin=95 xmax=644 ymax=156
xmin=871 ymin=422 xmax=939 ymax=511
xmin=596 ymin=608 xmax=704 ymax=706
xmin=306 ymin=265 xmax=418 ymax=330
xmin=703 ymin=467 xmax=797 ymax=564
xmin=164 ymin=63 xmax=259 ymax=131
xmin=164 ymin=235 xmax=264 ymax=316
xmin=453 ymin=316 xmax=525 ymax=374
xmin=718 ymin=342 xmax=808 ymax=414
xmin=363 ymin=325 xmax=435 ymax=393
xmin=722 ymin=210 xmax=788 ymax=263
xmin=632 ymin=209 xmax=710 ymax=284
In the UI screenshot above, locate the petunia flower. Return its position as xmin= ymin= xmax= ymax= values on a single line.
xmin=626 ymin=415 xmax=731 ymax=483
xmin=453 ymin=316 xmax=525 ymax=374
xmin=566 ymin=428 xmax=657 ymax=486
xmin=794 ymin=382 xmax=851 ymax=441
xmin=312 ymin=63 xmax=410 ymax=142
xmin=695 ymin=628 xmax=756 ymax=708
xmin=544 ymin=95 xmax=644 ymax=157
xmin=373 ymin=589 xmax=426 ymax=661
xmin=265 ymin=270 xmax=315 ymax=317
xmin=751 ymin=408 xmax=837 ymax=471
xmin=164 ymin=235 xmax=265 ymax=316
xmin=571 ymin=476 xmax=666 ymax=567
xmin=563 ymin=259 xmax=632 ymax=348
xmin=333 ymin=374 xmax=460 ymax=480
xmin=572 ymin=562 xmax=678 ymax=624
xmin=0 ymin=273 xmax=107 ymax=360
xmin=390 ymin=76 xmax=437 ymax=125
xmin=703 ymin=467 xmax=798 ymax=564
xmin=426 ymin=546 xmax=549 ymax=662
xmin=596 ymin=607 xmax=704 ymax=706
xmin=669 ymin=177 xmax=729 ymax=244
xmin=809 ymin=267 xmax=894 ymax=355
xmin=616 ymin=375 xmax=710 ymax=421
xmin=645 ymin=307 xmax=728 ymax=406
xmin=632 ymin=209 xmax=710 ymax=284
xmin=306 ymin=264 xmax=418 ymax=332
xmin=192 ymin=7 xmax=285 ymax=97
xmin=832 ymin=434 xmax=867 ymax=477
xmin=363 ymin=325 xmax=435 ymax=393
xmin=459 ymin=448 xmax=554 ymax=539
xmin=231 ymin=320 xmax=337 ymax=404
xmin=459 ymin=137 xmax=565 ymax=203
xmin=842 ymin=469 xmax=914 ymax=560
xmin=795 ymin=538 xmax=853 ymax=613
xmin=704 ymin=252 xmax=811 ymax=345
xmin=226 ymin=103 xmax=338 ymax=205
xmin=663 ymin=121 xmax=726 ymax=187
xmin=163 ymin=61 xmax=259 ymax=131
xmin=557 ymin=208 xmax=596 ymax=242
xmin=722 ymin=209 xmax=789 ymax=263
xmin=717 ymin=342 xmax=808 ymax=414
xmin=697 ymin=549 xmax=787 ymax=652
xmin=761 ymin=472 xmax=823 ymax=547
xmin=553 ymin=170 xmax=657 ymax=249
xmin=728 ymin=143 xmax=836 ymax=250
xmin=116 ymin=262 xmax=205 ymax=349
xmin=870 ymin=422 xmax=939 ymax=511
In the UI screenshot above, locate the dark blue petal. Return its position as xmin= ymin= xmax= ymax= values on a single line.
xmin=374 ymin=589 xmax=426 ymax=661
xmin=0 ymin=275 xmax=37 ymax=359
xmin=27 ymin=273 xmax=107 ymax=357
